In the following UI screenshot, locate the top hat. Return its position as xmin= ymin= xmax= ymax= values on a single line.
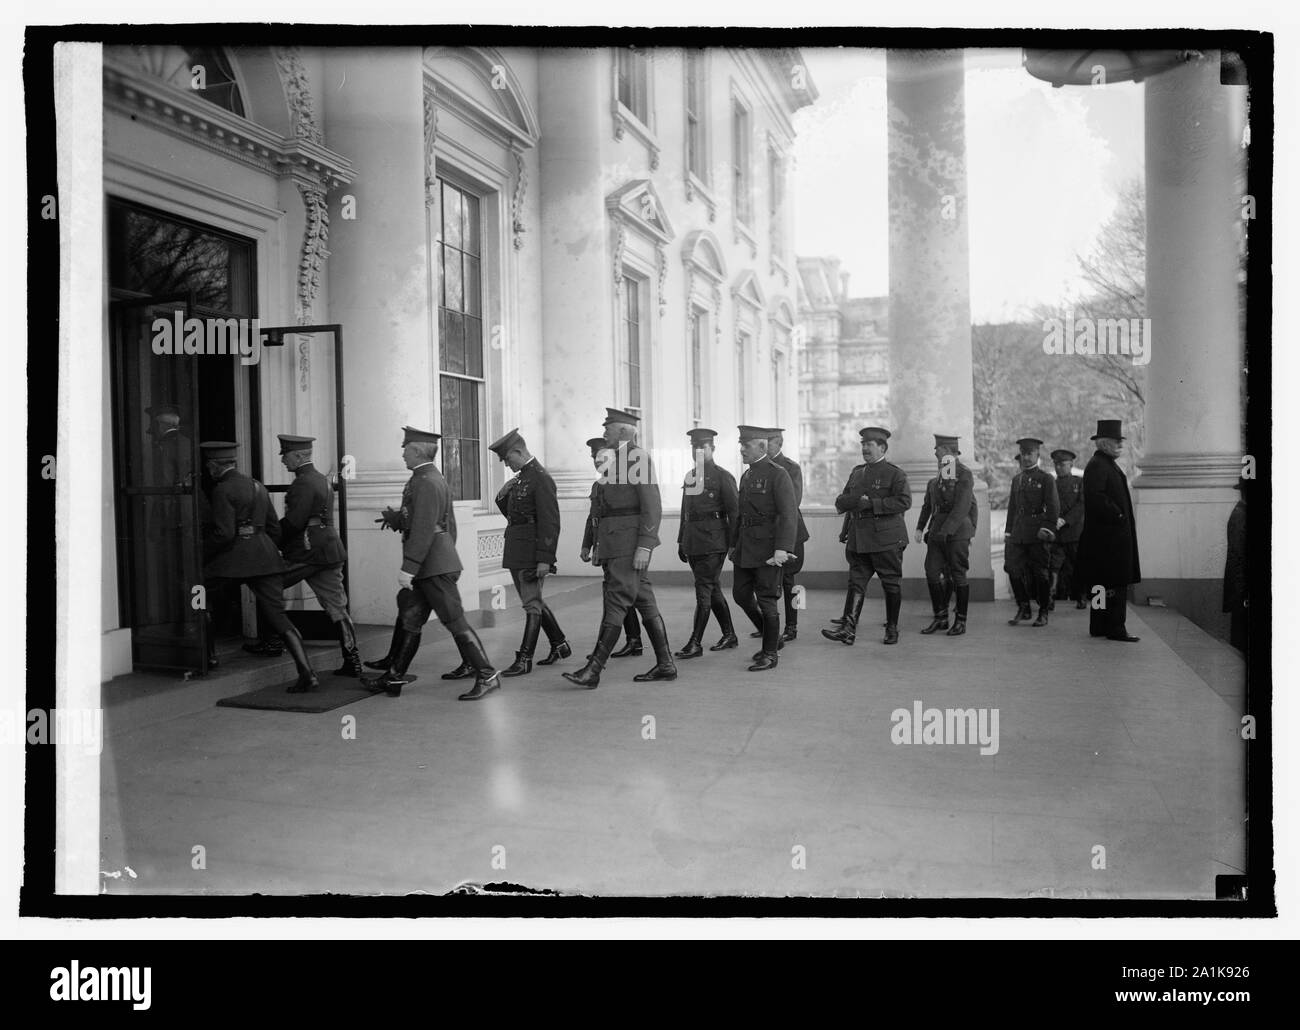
xmin=933 ymin=434 xmax=961 ymax=453
xmin=1090 ymin=419 xmax=1125 ymax=441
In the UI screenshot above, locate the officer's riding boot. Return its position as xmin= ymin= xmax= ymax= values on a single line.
xmin=363 ymin=629 xmax=421 ymax=697
xmin=921 ymin=581 xmax=950 ymax=634
xmin=782 ymin=588 xmax=798 ymax=642
xmin=612 ymin=610 xmax=643 ymax=657
xmin=1048 ymin=572 xmax=1058 ymax=612
xmin=455 ymin=630 xmax=501 ymax=700
xmin=203 ymin=611 xmax=218 ymax=669
xmin=1008 ymin=576 xmax=1033 ymax=624
xmin=947 ymin=584 xmax=970 ymax=636
xmin=364 ymin=618 xmax=403 ymax=670
xmin=749 ymin=608 xmax=782 ymax=671
xmin=563 ymin=623 xmax=621 ymax=689
xmin=1032 ymin=578 xmax=1051 ymax=627
xmin=502 ymin=613 xmax=542 ymax=677
xmin=709 ymin=593 xmax=738 ymax=650
xmin=883 ymin=589 xmax=902 ymax=645
xmin=282 ymin=625 xmax=320 ymax=693
xmin=333 ymin=615 xmax=364 ymax=677
xmin=822 ymin=589 xmax=864 ymax=645
xmin=943 ymin=576 xmax=954 ymax=614
xmin=675 ymin=606 xmax=709 ymax=659
xmin=634 ymin=615 xmax=678 ymax=682
xmin=535 ymin=604 xmax=572 ymax=666
xmin=829 ymin=587 xmax=854 ymax=628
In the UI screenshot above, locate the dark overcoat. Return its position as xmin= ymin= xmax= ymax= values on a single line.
xmin=1076 ymin=449 xmax=1141 ymax=586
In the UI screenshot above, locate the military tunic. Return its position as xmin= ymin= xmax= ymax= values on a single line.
xmin=729 ymin=456 xmax=796 ymax=643
xmin=495 ymin=457 xmax=560 ymax=616
xmin=769 ymin=450 xmax=810 ymax=628
xmin=279 ymin=461 xmax=349 ymax=620
xmin=395 ymin=461 xmax=469 ymax=635
xmin=834 ymin=458 xmax=911 ymax=591
xmin=587 ymin=443 xmax=663 ymax=629
xmin=202 ymin=468 xmax=292 ymax=636
xmin=918 ymin=461 xmax=977 ymax=589
xmin=1004 ymin=465 xmax=1060 ymax=587
xmin=678 ymin=460 xmax=738 ymax=615
xmin=1050 ymin=472 xmax=1084 ymax=598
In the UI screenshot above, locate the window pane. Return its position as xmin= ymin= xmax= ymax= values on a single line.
xmin=437 ymin=241 xmax=445 ymax=307
xmin=463 ymin=192 xmax=480 ymax=257
xmin=441 ymin=310 xmax=465 ymax=374
xmin=443 ymin=183 xmax=463 ymax=250
xmin=464 ymin=256 xmax=481 ymax=316
xmin=444 ymin=249 xmax=463 ymax=312
xmin=466 ymin=316 xmax=483 ymax=378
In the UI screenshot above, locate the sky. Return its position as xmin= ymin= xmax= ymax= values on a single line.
xmin=793 ymin=48 xmax=1145 ymax=324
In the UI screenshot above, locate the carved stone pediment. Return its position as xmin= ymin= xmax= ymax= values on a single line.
xmin=605 ymin=179 xmax=675 ymax=245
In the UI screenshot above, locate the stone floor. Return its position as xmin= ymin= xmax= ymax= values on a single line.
xmin=100 ymin=586 xmax=1247 ymax=898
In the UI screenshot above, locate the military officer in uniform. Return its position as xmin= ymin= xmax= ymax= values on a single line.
xmin=1049 ymin=448 xmax=1086 ymax=609
xmin=823 ymin=427 xmax=911 ymax=646
xmin=144 ymin=403 xmax=195 ymax=631
xmin=915 ymin=434 xmax=977 ymax=637
xmin=582 ymin=436 xmax=645 ymax=657
xmin=364 ymin=426 xmax=501 ymax=700
xmin=274 ymin=434 xmax=360 ymax=677
xmin=1076 ymin=419 xmax=1141 ymax=642
xmin=1004 ymin=436 xmax=1061 ymax=627
xmin=565 ymin=409 xmax=675 ymax=688
xmin=674 ymin=427 xmax=739 ymax=658
xmin=484 ymin=428 xmax=570 ymax=677
xmin=766 ymin=429 xmax=811 ymax=643
xmin=199 ymin=441 xmax=319 ymax=692
xmin=730 ymin=426 xmax=797 ymax=671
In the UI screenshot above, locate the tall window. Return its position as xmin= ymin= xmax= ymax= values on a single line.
xmin=768 ymin=146 xmax=786 ymax=257
xmin=623 ymin=275 xmax=643 ymax=412
xmin=436 ymin=178 xmax=483 ymax=501
xmin=685 ymin=51 xmax=705 ymax=181
xmin=690 ymin=312 xmax=705 ymax=424
xmin=732 ymin=99 xmax=752 ymax=225
xmin=617 ymin=48 xmax=650 ymax=125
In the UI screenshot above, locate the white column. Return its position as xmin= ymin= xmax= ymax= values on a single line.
xmin=321 ymin=49 xmax=445 ymax=622
xmin=538 ymin=49 xmax=617 ymax=501
xmin=886 ymin=49 xmax=992 ymax=597
xmin=1134 ymin=51 xmax=1245 ymax=614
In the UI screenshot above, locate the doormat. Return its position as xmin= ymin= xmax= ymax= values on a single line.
xmin=216 ymin=677 xmax=387 ymax=714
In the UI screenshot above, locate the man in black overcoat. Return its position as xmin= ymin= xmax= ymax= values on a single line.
xmin=1076 ymin=419 xmax=1142 ymax=642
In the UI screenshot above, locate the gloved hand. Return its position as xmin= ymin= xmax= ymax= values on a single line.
xmin=580 ymin=548 xmax=592 ymax=564
xmin=633 ymin=546 xmax=651 ymax=571
xmin=914 ymin=528 xmax=924 ymax=544
xmin=1036 ymin=527 xmax=1056 ymax=543
xmin=375 ymin=506 xmax=402 ymax=532
xmin=534 ymin=562 xmax=550 ymax=581
xmin=398 ymin=569 xmax=414 ymax=590
xmin=678 ymin=548 xmax=688 ymax=563
xmin=768 ymin=549 xmax=790 ymax=567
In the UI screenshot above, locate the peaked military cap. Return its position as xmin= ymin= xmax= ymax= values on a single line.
xmin=402 ymin=425 xmax=441 ymax=446
xmin=765 ymin=427 xmax=786 ymax=437
xmin=933 ymin=434 xmax=961 ymax=452
xmin=603 ymin=407 xmax=640 ymax=427
xmin=687 ymin=428 xmax=718 ymax=444
xmin=860 ymin=426 xmax=891 ymax=443
xmin=1090 ymin=419 xmax=1126 ymax=441
xmin=277 ymin=434 xmax=316 ymax=454
xmin=1016 ymin=437 xmax=1044 ymax=449
xmin=199 ymin=441 xmax=239 ymax=460
xmin=488 ymin=428 xmax=525 ymax=458
xmin=1050 ymin=448 xmax=1077 ymax=462
xmin=738 ymin=425 xmax=771 ymax=443
xmin=586 ymin=436 xmax=608 ymax=455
